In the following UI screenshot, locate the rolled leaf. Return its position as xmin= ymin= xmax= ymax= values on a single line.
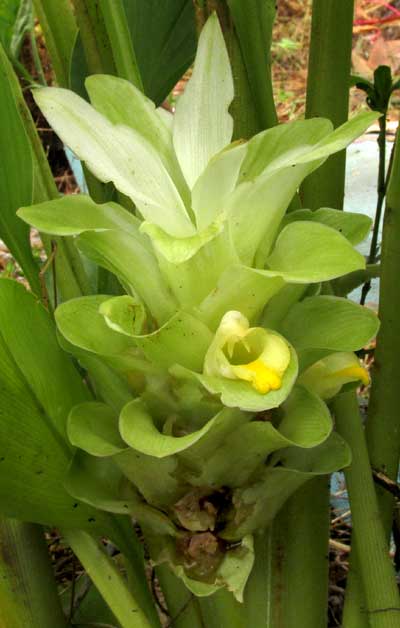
xmin=173 ymin=13 xmax=234 ymax=188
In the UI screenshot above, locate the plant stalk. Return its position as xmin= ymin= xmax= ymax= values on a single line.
xmin=0 ymin=518 xmax=67 ymax=628
xmin=334 ymin=392 xmax=400 ymax=628
xmin=269 ymin=480 xmax=331 ymax=627
xmin=366 ymin=126 xmax=400 ymax=537
xmin=98 ymin=0 xmax=143 ymax=91
xmin=70 ymin=0 xmax=116 ymax=75
xmin=33 ymin=0 xmax=77 ymax=87
xmin=29 ymin=28 xmax=46 ymax=86
xmin=361 ymin=115 xmax=387 ymax=304
xmin=301 ymin=0 xmax=355 ymax=210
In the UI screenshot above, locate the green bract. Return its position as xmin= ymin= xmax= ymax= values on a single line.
xmin=18 ymin=13 xmax=379 ymax=599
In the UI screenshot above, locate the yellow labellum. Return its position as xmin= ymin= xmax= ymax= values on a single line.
xmin=333 ymin=365 xmax=369 ymax=386
xmin=233 ymin=359 xmax=282 ymax=394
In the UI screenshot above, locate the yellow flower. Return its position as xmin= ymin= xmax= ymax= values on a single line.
xmin=204 ymin=311 xmax=291 ymax=394
xmin=299 ymin=351 xmax=369 ymax=399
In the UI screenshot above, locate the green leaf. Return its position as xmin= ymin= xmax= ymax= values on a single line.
xmin=55 ymin=295 xmax=139 ymax=357
xmin=76 ymin=230 xmax=176 ymax=324
xmin=173 ymin=12 xmax=234 ymax=188
xmin=280 ymin=295 xmax=379 ymax=352
xmin=120 ymin=400 xmax=216 ymax=458
xmin=18 ymin=194 xmax=140 ymax=236
xmin=282 ymin=207 xmax=372 ymax=245
xmin=123 ymin=0 xmax=196 ymax=105
xmin=191 ymin=141 xmax=248 ymax=231
xmin=261 ymin=284 xmax=308 ymax=329
xmin=145 ymin=225 xmax=237 ymax=310
xmin=141 ymin=216 xmax=225 ymax=265
xmin=57 ymin=332 xmax=135 ymax=414
xmin=115 ymin=449 xmax=181 ymax=509
xmin=332 ymin=264 xmax=380 ymax=297
xmin=86 ymin=74 xmax=190 ymax=206
xmin=227 ymin=113 xmax=377 ymax=265
xmin=0 ymin=279 xmax=110 ymax=530
xmin=0 ymin=44 xmax=40 ymax=293
xmin=9 ymin=0 xmax=32 ymax=59
xmin=237 ymin=117 xmax=333 ymax=181
xmin=228 ymin=162 xmax=321 ymax=265
xmin=176 ymin=407 xmax=250 ymax=474
xmin=65 ymin=451 xmax=176 ymax=536
xmin=0 ymin=0 xmax=19 ymax=52
xmin=0 ymin=0 xmax=32 ymax=60
xmin=33 ymin=86 xmax=194 ymax=237
xmin=100 ymin=295 xmax=146 ymax=336
xmin=191 ymin=386 xmax=331 ymax=488
xmin=122 ymin=311 xmax=213 ymax=372
xmin=294 ymin=111 xmax=379 ymax=164
xmin=197 ymin=264 xmax=284 ymax=331
xmin=222 ymin=432 xmax=351 ymax=540
xmin=68 ymin=401 xmax=127 ymax=456
xmin=266 ymin=222 xmax=365 ymax=282
xmin=350 ymin=74 xmax=373 ymax=90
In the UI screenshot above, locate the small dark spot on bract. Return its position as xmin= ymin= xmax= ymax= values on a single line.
xmin=73 ymin=503 xmax=79 ymax=509
xmin=36 ymin=470 xmax=44 ymax=475
xmin=0 ymin=457 xmax=5 ymax=462
xmin=88 ymin=517 xmax=96 ymax=523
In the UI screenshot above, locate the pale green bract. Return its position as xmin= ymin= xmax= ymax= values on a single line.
xmin=18 ymin=12 xmax=378 ymax=600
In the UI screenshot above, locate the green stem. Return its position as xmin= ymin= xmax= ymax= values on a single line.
xmin=98 ymin=0 xmax=143 ymax=90
xmin=0 ymin=518 xmax=67 ymax=628
xmin=361 ymin=115 xmax=387 ymax=304
xmin=269 ymin=480 xmax=331 ymax=627
xmin=63 ymin=529 xmax=152 ymax=628
xmin=71 ymin=0 xmax=116 ymax=75
xmin=334 ymin=392 xmax=400 ymax=628
xmin=301 ymin=0 xmax=355 ymax=210
xmin=156 ymin=565 xmax=204 ymax=628
xmin=33 ymin=0 xmax=77 ymax=87
xmin=198 ymin=590 xmax=245 ymax=628
xmin=226 ymin=0 xmax=278 ymax=130
xmin=30 ymin=28 xmax=47 ymax=85
xmin=366 ymin=127 xmax=400 ymax=537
